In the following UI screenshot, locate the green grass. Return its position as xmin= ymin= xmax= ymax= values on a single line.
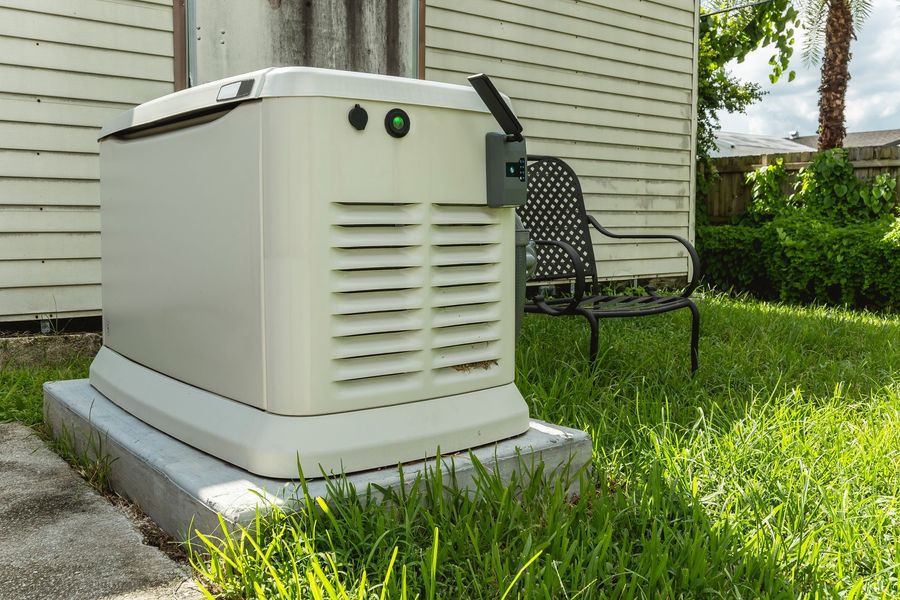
xmin=0 ymin=353 xmax=115 ymax=495
xmin=3 ymin=294 xmax=898 ymax=598
xmin=0 ymin=357 xmax=91 ymax=425
xmin=188 ymin=292 xmax=900 ymax=599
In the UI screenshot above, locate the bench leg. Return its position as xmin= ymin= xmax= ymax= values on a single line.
xmin=688 ymin=300 xmax=700 ymax=374
xmin=581 ymin=310 xmax=599 ymax=364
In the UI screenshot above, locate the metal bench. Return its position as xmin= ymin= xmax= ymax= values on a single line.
xmin=517 ymin=156 xmax=700 ymax=373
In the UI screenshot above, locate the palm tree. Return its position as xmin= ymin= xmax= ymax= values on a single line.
xmin=798 ymin=0 xmax=874 ymax=150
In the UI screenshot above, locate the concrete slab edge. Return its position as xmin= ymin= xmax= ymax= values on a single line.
xmin=44 ymin=379 xmax=593 ymax=542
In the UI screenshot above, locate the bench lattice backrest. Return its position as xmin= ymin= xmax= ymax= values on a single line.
xmin=517 ymin=157 xmax=598 ymax=287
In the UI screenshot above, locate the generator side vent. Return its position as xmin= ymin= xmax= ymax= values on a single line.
xmin=329 ymin=201 xmax=505 ymax=404
xmin=430 ymin=204 xmax=503 ymax=381
xmin=330 ymin=202 xmax=425 ymax=393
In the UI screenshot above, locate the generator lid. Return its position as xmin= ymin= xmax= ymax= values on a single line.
xmin=99 ymin=67 xmax=502 ymax=139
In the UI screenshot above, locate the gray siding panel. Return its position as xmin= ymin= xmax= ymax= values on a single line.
xmin=0 ymin=0 xmax=173 ymax=31
xmin=0 ymin=0 xmax=174 ymax=321
xmin=0 ymin=233 xmax=101 ymax=260
xmin=0 ymin=7 xmax=174 ymax=54
xmin=0 ymin=179 xmax=101 ymax=207
xmin=426 ymin=0 xmax=698 ymax=281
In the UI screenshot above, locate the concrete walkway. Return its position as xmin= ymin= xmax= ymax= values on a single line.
xmin=0 ymin=423 xmax=199 ymax=600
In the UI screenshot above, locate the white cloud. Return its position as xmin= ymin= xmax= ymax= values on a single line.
xmin=718 ymin=0 xmax=900 ymax=137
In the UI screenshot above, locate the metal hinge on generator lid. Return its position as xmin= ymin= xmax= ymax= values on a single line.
xmin=468 ymin=74 xmax=527 ymax=208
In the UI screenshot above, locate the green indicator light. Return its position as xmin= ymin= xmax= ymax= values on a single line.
xmin=385 ymin=109 xmax=409 ymax=137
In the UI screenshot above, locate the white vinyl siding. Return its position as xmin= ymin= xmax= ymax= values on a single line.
xmin=0 ymin=0 xmax=174 ymax=322
xmin=425 ymin=0 xmax=698 ymax=281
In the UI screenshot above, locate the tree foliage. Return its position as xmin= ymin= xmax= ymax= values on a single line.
xmin=697 ymin=1 xmax=799 ymax=158
xmin=797 ymin=0 xmax=873 ymax=64
xmin=795 ymin=0 xmax=876 ymax=150
xmin=696 ymin=1 xmax=799 ymax=216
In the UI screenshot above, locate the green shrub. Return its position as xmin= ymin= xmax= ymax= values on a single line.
xmin=741 ymin=150 xmax=899 ymax=225
xmin=791 ymin=149 xmax=898 ymax=223
xmin=766 ymin=215 xmax=900 ymax=307
xmin=700 ymin=148 xmax=900 ymax=310
xmin=695 ymin=224 xmax=773 ymax=294
xmin=743 ymin=157 xmax=792 ymax=224
xmin=698 ymin=215 xmax=900 ymax=311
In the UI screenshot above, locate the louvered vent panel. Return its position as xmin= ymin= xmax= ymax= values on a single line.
xmin=330 ymin=201 xmax=505 ymax=402
xmin=430 ymin=204 xmax=503 ymax=376
xmin=330 ymin=202 xmax=426 ymax=394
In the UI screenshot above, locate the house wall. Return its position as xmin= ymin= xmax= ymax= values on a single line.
xmin=425 ymin=0 xmax=699 ymax=281
xmin=190 ymin=0 xmax=416 ymax=84
xmin=0 ymin=0 xmax=699 ymax=322
xmin=0 ymin=0 xmax=175 ymax=322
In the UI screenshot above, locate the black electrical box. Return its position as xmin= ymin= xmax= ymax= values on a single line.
xmin=485 ymin=132 xmax=527 ymax=207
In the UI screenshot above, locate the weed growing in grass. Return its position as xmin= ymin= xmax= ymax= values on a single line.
xmin=47 ymin=419 xmax=117 ymax=493
xmin=189 ymin=460 xmax=559 ymax=599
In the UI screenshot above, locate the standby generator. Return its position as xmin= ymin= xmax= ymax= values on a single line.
xmin=91 ymin=67 xmax=531 ymax=478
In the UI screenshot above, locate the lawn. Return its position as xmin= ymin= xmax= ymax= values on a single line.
xmin=189 ymin=293 xmax=900 ymax=599
xmin=0 ymin=357 xmax=92 ymax=426
xmin=3 ymin=293 xmax=899 ymax=598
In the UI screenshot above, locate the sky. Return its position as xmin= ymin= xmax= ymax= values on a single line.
xmin=718 ymin=0 xmax=900 ymax=137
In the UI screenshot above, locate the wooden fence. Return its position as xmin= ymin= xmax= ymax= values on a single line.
xmin=703 ymin=145 xmax=900 ymax=223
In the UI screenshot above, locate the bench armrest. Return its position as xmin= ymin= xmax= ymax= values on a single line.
xmin=530 ymin=239 xmax=586 ymax=314
xmin=587 ymin=215 xmax=699 ymax=297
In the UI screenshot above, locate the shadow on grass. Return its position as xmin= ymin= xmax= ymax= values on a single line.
xmin=515 ymin=292 xmax=900 ymax=596
xmin=191 ymin=449 xmax=801 ymax=599
xmin=517 ymin=291 xmax=900 ymax=429
xmin=186 ymin=293 xmax=897 ymax=597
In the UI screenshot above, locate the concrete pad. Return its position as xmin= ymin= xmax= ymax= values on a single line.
xmin=0 ymin=423 xmax=198 ymax=600
xmin=44 ymin=379 xmax=592 ymax=542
